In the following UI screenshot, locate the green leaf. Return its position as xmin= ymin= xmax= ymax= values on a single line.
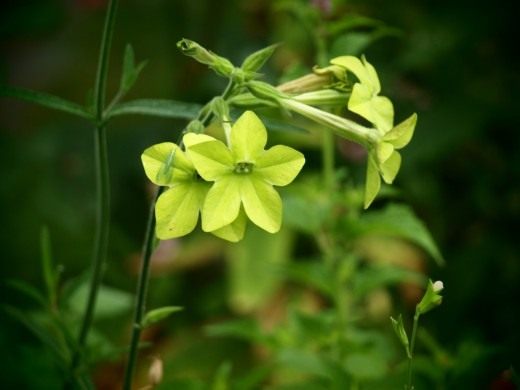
xmin=2 ymin=306 xmax=68 ymax=363
xmin=241 ymin=43 xmax=279 ymax=73
xmin=184 ymin=136 xmax=234 ymax=180
xmin=120 ymin=44 xmax=147 ymax=93
xmin=202 ymin=176 xmax=241 ymax=232
xmin=142 ymin=306 xmax=183 ymax=328
xmin=390 ymin=314 xmax=411 ymax=357
xmin=230 ymin=110 xmax=267 ymax=162
xmin=67 ymin=284 xmax=133 ymax=319
xmin=256 ymin=145 xmax=305 ymax=186
xmin=210 ymin=208 xmax=247 ymax=242
xmin=364 ymin=153 xmax=381 ymax=209
xmin=206 ymin=318 xmax=264 ymax=343
xmin=354 ymin=265 xmax=425 ymax=296
xmin=155 ymin=182 xmax=209 ymax=239
xmin=380 ymin=151 xmax=401 ymax=184
xmin=106 ymin=99 xmax=201 ymax=119
xmin=344 ymin=352 xmax=388 ymax=380
xmin=355 ymin=204 xmax=444 ymax=265
xmin=0 ymin=86 xmax=92 ymax=119
xmin=40 ymin=226 xmax=58 ymax=308
xmin=5 ymin=279 xmax=47 ymax=308
xmin=383 ymin=113 xmax=417 ymax=149
xmin=241 ymin=176 xmax=282 ymax=233
xmin=227 ymin=225 xmax=292 ymax=312
xmin=211 ymin=361 xmax=232 ymax=390
xmin=141 ymin=142 xmax=194 ymax=186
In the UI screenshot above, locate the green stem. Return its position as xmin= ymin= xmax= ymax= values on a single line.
xmin=70 ymin=0 xmax=118 ymax=378
xmin=407 ymin=310 xmax=420 ymax=390
xmin=122 ymin=185 xmax=162 ymax=390
xmin=122 ymin=79 xmax=236 ymax=389
xmin=322 ymin=128 xmax=335 ymax=193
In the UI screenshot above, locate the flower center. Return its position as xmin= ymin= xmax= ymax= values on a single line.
xmin=234 ymin=161 xmax=254 ymax=174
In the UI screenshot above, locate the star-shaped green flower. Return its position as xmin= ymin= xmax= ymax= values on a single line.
xmin=330 ymin=55 xmax=394 ymax=134
xmin=142 ymin=141 xmax=247 ymax=242
xmin=184 ymin=110 xmax=305 ymax=234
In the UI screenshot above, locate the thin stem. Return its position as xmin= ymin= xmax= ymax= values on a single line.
xmin=407 ymin=310 xmax=420 ymax=390
xmin=69 ymin=0 xmax=118 ymax=379
xmin=122 ymin=186 xmax=163 ymax=390
xmin=322 ymin=128 xmax=335 ymax=193
xmin=122 ymin=79 xmax=236 ymax=389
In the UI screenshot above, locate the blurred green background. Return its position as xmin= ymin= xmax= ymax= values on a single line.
xmin=1 ymin=0 xmax=519 ymax=388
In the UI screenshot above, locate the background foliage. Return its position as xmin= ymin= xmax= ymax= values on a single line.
xmin=1 ymin=0 xmax=518 ymax=388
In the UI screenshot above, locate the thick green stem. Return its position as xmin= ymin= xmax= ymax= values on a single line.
xmin=407 ymin=311 xmax=420 ymax=390
xmin=70 ymin=0 xmax=118 ymax=378
xmin=122 ymin=79 xmax=236 ymax=389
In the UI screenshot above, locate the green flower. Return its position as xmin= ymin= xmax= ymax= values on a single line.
xmin=185 ymin=111 xmax=305 ymax=234
xmin=326 ymin=56 xmax=417 ymax=208
xmin=142 ymin=141 xmax=247 ymax=242
xmin=330 ymin=55 xmax=394 ymax=133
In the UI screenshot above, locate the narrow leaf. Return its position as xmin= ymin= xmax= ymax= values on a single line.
xmin=120 ymin=44 xmax=147 ymax=93
xmin=5 ymin=279 xmax=47 ymax=308
xmin=106 ymin=99 xmax=201 ymax=119
xmin=0 ymin=86 xmax=92 ymax=119
xmin=40 ymin=226 xmax=57 ymax=307
xmin=241 ymin=43 xmax=280 ymax=73
xmin=142 ymin=306 xmax=183 ymax=328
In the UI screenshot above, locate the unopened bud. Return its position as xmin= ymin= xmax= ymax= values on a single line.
xmin=148 ymin=356 xmax=163 ymax=386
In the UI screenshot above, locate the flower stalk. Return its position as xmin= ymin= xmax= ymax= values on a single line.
xmin=69 ymin=0 xmax=118 ymax=380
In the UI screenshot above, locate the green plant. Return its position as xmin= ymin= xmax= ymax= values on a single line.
xmin=0 ymin=1 xmax=446 ymax=388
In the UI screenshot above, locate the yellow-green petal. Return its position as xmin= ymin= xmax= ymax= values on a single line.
xmin=383 ymin=113 xmax=417 ymax=149
xmin=364 ymin=153 xmax=381 ymax=209
xmin=210 ymin=208 xmax=247 ymax=242
xmin=255 ymin=145 xmax=305 ymax=186
xmin=376 ymin=141 xmax=395 ymax=164
xmin=380 ymin=151 xmax=402 ymax=184
xmin=331 ymin=56 xmax=374 ymax=89
xmin=241 ymin=176 xmax=282 ymax=233
xmin=230 ymin=110 xmax=267 ymax=162
xmin=155 ymin=181 xmax=209 ymax=239
xmin=183 ymin=132 xmax=218 ymax=147
xmin=201 ymin=176 xmax=241 ymax=232
xmin=141 ymin=142 xmax=193 ymax=186
xmin=186 ymin=139 xmax=234 ymax=181
xmin=348 ymin=84 xmax=394 ymax=133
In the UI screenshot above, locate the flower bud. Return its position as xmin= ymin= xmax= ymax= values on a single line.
xmin=417 ymin=279 xmax=444 ymax=315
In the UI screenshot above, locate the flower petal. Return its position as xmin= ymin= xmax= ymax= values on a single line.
xmin=201 ymin=176 xmax=241 ymax=231
xmin=155 ymin=181 xmax=209 ymax=239
xmin=331 ymin=56 xmax=372 ymax=88
xmin=380 ymin=151 xmax=401 ymax=184
xmin=364 ymin=153 xmax=381 ymax=209
xmin=241 ymin=177 xmax=282 ymax=233
xmin=361 ymin=55 xmax=381 ymax=94
xmin=230 ymin=110 xmax=267 ymax=162
xmin=142 ymin=142 xmax=193 ymax=186
xmin=186 ymin=139 xmax=234 ymax=181
xmin=210 ymin=208 xmax=247 ymax=242
xmin=376 ymin=141 xmax=395 ymax=164
xmin=255 ymin=145 xmax=305 ymax=186
xmin=383 ymin=113 xmax=417 ymax=149
xmin=348 ymin=85 xmax=394 ymax=133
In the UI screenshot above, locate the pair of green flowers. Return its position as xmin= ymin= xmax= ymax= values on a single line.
xmin=323 ymin=55 xmax=417 ymax=208
xmin=142 ymin=111 xmax=305 ymax=242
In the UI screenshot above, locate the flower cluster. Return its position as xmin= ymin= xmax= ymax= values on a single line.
xmin=142 ymin=111 xmax=305 ymax=242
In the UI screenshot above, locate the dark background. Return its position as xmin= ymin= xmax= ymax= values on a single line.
xmin=1 ymin=0 xmax=519 ymax=388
